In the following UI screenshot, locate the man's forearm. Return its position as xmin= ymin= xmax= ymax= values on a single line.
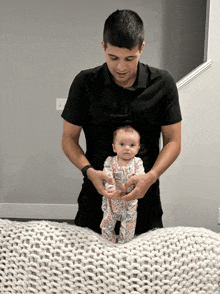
xmin=149 ymin=141 xmax=181 ymax=182
xmin=62 ymin=134 xmax=90 ymax=171
xmin=62 ymin=133 xmax=116 ymax=197
xmin=120 ymin=141 xmax=181 ymax=202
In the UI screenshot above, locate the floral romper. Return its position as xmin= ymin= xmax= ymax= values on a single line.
xmin=100 ymin=156 xmax=145 ymax=243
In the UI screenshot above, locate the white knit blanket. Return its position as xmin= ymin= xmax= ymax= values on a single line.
xmin=0 ymin=219 xmax=220 ymax=294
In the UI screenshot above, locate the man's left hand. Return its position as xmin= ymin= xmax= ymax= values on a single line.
xmin=119 ymin=172 xmax=158 ymax=201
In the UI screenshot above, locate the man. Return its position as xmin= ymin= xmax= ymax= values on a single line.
xmin=61 ymin=9 xmax=182 ymax=234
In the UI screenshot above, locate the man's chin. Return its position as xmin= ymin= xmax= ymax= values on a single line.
xmin=114 ymin=76 xmax=127 ymax=83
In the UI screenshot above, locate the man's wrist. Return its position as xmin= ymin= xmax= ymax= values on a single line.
xmin=85 ymin=167 xmax=96 ymax=180
xmin=81 ymin=165 xmax=94 ymax=178
xmin=148 ymin=169 xmax=159 ymax=184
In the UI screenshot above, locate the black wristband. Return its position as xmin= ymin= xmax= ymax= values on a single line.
xmin=81 ymin=165 xmax=93 ymax=178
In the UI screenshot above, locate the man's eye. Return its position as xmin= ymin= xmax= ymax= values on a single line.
xmin=126 ymin=57 xmax=135 ymax=62
xmin=111 ymin=57 xmax=118 ymax=61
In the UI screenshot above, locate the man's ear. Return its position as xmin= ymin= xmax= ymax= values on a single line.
xmin=140 ymin=42 xmax=145 ymax=54
xmin=101 ymin=40 xmax=106 ymax=52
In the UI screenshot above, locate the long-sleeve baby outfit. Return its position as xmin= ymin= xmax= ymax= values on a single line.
xmin=100 ymin=156 xmax=145 ymax=243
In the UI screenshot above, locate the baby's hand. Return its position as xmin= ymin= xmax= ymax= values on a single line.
xmin=107 ymin=185 xmax=116 ymax=193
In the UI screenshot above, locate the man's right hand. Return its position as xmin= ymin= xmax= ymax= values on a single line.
xmin=86 ymin=168 xmax=122 ymax=199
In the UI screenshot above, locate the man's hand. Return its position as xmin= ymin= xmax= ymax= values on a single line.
xmin=87 ymin=169 xmax=122 ymax=199
xmin=120 ymin=122 xmax=181 ymax=201
xmin=120 ymin=171 xmax=158 ymax=201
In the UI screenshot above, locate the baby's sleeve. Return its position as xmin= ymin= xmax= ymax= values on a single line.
xmin=135 ymin=157 xmax=145 ymax=175
xmin=103 ymin=157 xmax=115 ymax=190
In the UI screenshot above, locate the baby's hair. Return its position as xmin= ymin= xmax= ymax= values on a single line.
xmin=113 ymin=125 xmax=140 ymax=142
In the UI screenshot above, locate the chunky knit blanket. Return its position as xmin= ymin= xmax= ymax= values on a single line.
xmin=0 ymin=219 xmax=220 ymax=294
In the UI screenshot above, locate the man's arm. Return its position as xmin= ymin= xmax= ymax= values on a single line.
xmin=62 ymin=119 xmax=117 ymax=198
xmin=121 ymin=121 xmax=181 ymax=201
xmin=62 ymin=120 xmax=89 ymax=170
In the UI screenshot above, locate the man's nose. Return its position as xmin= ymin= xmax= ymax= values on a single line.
xmin=116 ymin=61 xmax=126 ymax=72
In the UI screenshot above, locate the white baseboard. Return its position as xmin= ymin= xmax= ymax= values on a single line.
xmin=0 ymin=203 xmax=78 ymax=220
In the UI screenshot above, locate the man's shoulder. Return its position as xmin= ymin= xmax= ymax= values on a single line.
xmin=140 ymin=62 xmax=174 ymax=83
xmin=75 ymin=63 xmax=107 ymax=82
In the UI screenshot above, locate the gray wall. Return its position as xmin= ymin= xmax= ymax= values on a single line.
xmin=1 ymin=0 xmax=213 ymax=228
xmin=162 ymin=0 xmax=207 ymax=82
xmin=161 ymin=0 xmax=220 ymax=233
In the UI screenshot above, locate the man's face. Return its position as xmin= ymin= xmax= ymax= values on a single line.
xmin=102 ymin=41 xmax=145 ymax=87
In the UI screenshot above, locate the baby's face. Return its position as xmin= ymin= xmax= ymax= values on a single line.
xmin=112 ymin=130 xmax=140 ymax=162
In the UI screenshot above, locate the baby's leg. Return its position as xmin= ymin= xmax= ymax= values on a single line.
xmin=100 ymin=200 xmax=117 ymax=243
xmin=118 ymin=200 xmax=138 ymax=244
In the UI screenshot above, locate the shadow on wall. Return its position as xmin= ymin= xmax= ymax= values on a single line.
xmin=161 ymin=0 xmax=207 ymax=82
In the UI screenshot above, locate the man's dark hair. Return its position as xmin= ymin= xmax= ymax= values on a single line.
xmin=103 ymin=9 xmax=144 ymax=51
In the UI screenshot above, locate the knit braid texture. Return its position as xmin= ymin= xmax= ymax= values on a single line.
xmin=0 ymin=219 xmax=220 ymax=294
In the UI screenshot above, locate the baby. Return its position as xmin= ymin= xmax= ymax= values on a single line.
xmin=100 ymin=126 xmax=145 ymax=244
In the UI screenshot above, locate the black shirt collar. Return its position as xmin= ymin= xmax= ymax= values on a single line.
xmin=103 ymin=62 xmax=148 ymax=90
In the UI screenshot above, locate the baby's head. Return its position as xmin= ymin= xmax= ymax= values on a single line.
xmin=112 ymin=126 xmax=140 ymax=162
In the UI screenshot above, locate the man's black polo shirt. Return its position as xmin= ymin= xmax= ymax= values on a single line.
xmin=62 ymin=62 xmax=182 ymax=234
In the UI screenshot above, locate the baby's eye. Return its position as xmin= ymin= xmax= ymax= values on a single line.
xmin=131 ymin=144 xmax=135 ymax=147
xmin=120 ymin=143 xmax=124 ymax=146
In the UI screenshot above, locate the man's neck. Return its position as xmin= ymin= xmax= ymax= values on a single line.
xmin=114 ymin=73 xmax=137 ymax=88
